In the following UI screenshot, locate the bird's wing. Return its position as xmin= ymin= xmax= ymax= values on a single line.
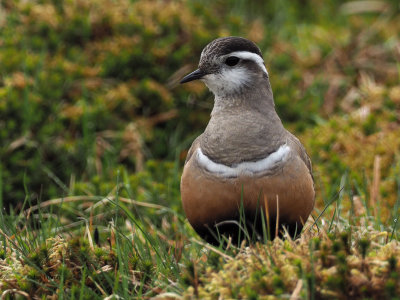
xmin=184 ymin=134 xmax=203 ymax=165
xmin=286 ymin=132 xmax=313 ymax=175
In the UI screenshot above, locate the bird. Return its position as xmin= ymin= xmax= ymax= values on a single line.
xmin=179 ymin=36 xmax=315 ymax=245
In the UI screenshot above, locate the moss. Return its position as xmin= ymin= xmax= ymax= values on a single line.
xmin=358 ymin=238 xmax=370 ymax=259
xmin=1 ymin=0 xmax=262 ymax=206
xmin=184 ymin=222 xmax=400 ymax=299
xmin=0 ymin=250 xmax=5 ymax=260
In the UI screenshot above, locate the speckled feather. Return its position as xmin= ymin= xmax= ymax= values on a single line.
xmin=201 ymin=36 xmax=263 ymax=59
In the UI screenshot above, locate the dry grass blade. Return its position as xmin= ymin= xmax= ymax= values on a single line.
xmin=25 ymin=195 xmax=166 ymax=215
xmin=1 ymin=289 xmax=31 ymax=299
xmin=189 ymin=238 xmax=233 ymax=261
xmin=370 ymin=155 xmax=381 ymax=217
xmin=264 ymin=195 xmax=270 ymax=238
xmin=290 ymin=279 xmax=303 ymax=300
xmin=84 ymin=219 xmax=95 ymax=251
xmin=275 ymin=195 xmax=280 ymax=238
xmin=340 ymin=1 xmax=390 ymax=14
xmin=0 ymin=229 xmax=24 ymax=254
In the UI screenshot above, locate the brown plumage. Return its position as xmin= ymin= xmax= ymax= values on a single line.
xmin=180 ymin=37 xmax=314 ymax=245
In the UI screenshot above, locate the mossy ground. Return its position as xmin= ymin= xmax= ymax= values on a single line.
xmin=183 ymin=221 xmax=400 ymax=299
xmin=1 ymin=0 xmax=400 ymax=298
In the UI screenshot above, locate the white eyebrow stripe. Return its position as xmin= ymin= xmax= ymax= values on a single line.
xmin=227 ymin=51 xmax=268 ymax=76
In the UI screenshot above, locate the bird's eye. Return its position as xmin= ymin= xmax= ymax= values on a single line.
xmin=225 ymin=56 xmax=240 ymax=66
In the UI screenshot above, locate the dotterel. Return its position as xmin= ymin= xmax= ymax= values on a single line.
xmin=180 ymin=36 xmax=315 ymax=245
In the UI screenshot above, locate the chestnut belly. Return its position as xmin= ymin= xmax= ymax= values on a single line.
xmin=180 ymin=156 xmax=315 ymax=245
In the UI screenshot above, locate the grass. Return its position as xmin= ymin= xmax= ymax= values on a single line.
xmin=1 ymin=167 xmax=400 ymax=298
xmin=1 ymin=0 xmax=400 ymax=298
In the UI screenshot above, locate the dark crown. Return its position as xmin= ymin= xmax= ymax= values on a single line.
xmin=201 ymin=36 xmax=263 ymax=59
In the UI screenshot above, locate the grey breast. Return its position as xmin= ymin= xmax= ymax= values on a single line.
xmin=200 ymin=107 xmax=288 ymax=166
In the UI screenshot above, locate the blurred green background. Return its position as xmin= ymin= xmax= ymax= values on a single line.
xmin=1 ymin=0 xmax=400 ymax=218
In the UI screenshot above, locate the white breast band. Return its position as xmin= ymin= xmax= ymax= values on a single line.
xmin=196 ymin=144 xmax=290 ymax=177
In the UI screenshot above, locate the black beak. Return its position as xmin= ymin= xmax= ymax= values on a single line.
xmin=180 ymin=69 xmax=205 ymax=84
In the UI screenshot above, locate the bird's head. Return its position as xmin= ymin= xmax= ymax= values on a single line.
xmin=180 ymin=37 xmax=269 ymax=98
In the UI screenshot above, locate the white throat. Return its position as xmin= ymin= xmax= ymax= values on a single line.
xmin=201 ymin=51 xmax=268 ymax=97
xmin=196 ymin=144 xmax=290 ymax=177
xmin=202 ymin=67 xmax=251 ymax=97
